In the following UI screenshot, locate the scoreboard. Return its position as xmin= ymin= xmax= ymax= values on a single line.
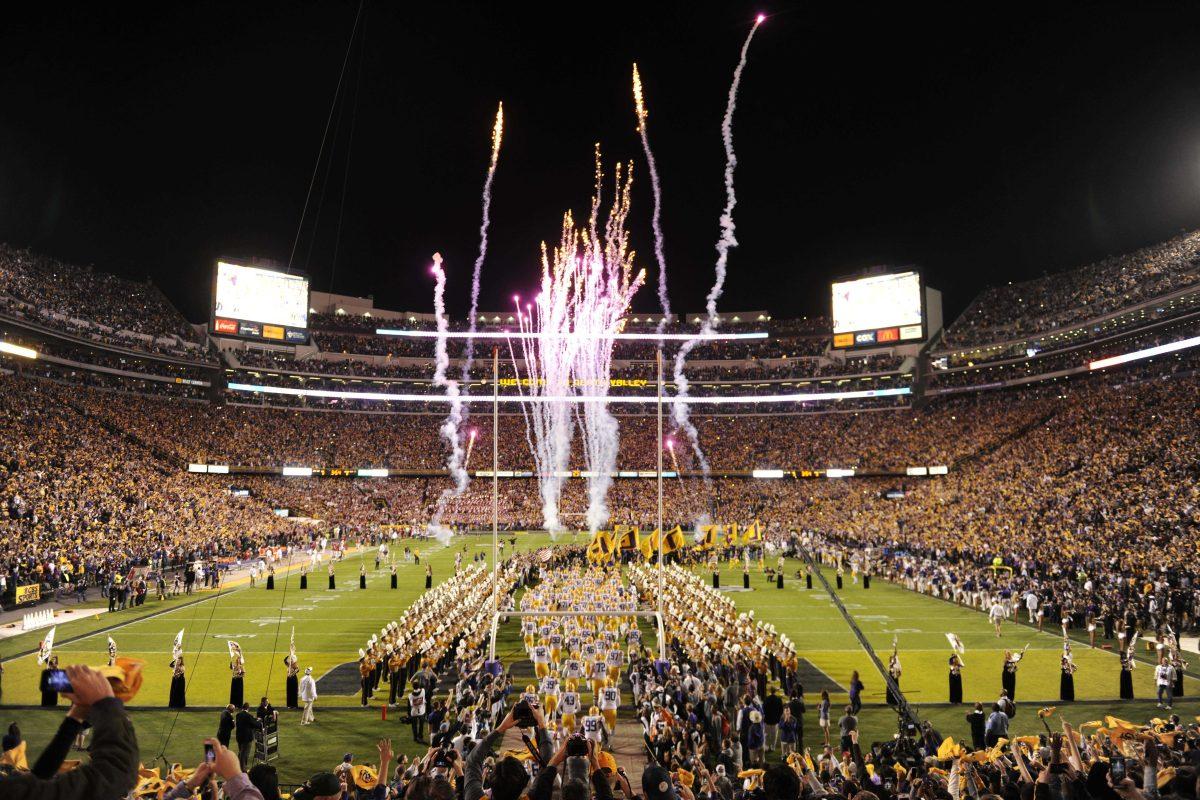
xmin=831 ymin=271 xmax=924 ymax=349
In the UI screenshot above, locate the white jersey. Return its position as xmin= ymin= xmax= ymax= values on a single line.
xmin=559 ymin=692 xmax=581 ymax=715
xmin=532 ymin=645 xmax=551 ymax=664
xmin=540 ymin=676 xmax=560 ymax=696
xmin=582 ymin=714 xmax=605 ymax=741
xmin=599 ymin=687 xmax=620 ymax=709
xmin=563 ymin=660 xmax=585 ymax=679
xmin=606 ymin=650 xmax=624 ymax=668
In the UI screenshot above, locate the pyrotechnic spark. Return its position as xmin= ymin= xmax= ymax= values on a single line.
xmin=427 ymin=253 xmax=466 ymax=545
xmin=513 ymin=148 xmax=645 ymax=534
xmin=633 ymin=64 xmax=671 ymax=333
xmin=672 ymin=14 xmax=764 ymax=478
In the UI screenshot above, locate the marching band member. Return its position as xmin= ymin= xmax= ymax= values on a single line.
xmin=169 ymin=629 xmax=187 ymax=709
xmin=1001 ymin=646 xmax=1025 ymax=701
xmin=885 ymin=641 xmax=901 ymax=706
xmin=1060 ymin=640 xmax=1077 ymax=701
xmin=228 ymin=641 xmax=245 ymax=707
xmin=948 ymin=653 xmax=964 ymax=704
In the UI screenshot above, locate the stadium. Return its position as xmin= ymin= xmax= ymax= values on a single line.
xmin=2 ymin=4 xmax=1200 ymax=800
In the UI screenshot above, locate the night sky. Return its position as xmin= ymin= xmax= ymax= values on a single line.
xmin=4 ymin=2 xmax=1200 ymax=325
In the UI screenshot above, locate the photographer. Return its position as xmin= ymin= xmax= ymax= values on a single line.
xmin=464 ymin=701 xmax=551 ymax=800
xmin=1 ymin=665 xmax=139 ymax=800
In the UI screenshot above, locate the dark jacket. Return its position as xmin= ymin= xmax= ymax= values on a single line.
xmin=0 ymin=698 xmax=138 ymax=800
xmin=761 ymin=694 xmax=784 ymax=726
xmin=234 ymin=710 xmax=258 ymax=744
xmin=217 ymin=710 xmax=235 ymax=744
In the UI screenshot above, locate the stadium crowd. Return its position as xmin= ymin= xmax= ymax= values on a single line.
xmin=943 ymin=231 xmax=1200 ymax=349
xmin=0 ymin=245 xmax=213 ymax=363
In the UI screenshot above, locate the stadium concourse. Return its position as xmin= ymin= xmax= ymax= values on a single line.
xmin=2 ymin=236 xmax=1200 ymax=796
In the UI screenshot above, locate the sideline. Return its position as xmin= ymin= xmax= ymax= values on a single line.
xmin=0 ymin=547 xmax=374 ymax=664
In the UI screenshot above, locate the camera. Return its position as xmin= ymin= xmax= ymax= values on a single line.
xmin=566 ymin=734 xmax=589 ymax=758
xmin=39 ymin=669 xmax=72 ymax=694
xmin=512 ymin=699 xmax=539 ymax=728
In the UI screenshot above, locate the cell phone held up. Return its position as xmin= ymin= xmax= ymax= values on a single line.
xmin=40 ymin=669 xmax=73 ymax=695
xmin=204 ymin=743 xmax=216 ymax=763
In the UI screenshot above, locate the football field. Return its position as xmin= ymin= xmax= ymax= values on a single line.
xmin=1 ymin=533 xmax=1194 ymax=779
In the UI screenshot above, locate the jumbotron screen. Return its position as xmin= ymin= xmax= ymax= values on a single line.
xmin=831 ymin=271 xmax=924 ymax=348
xmin=212 ymin=261 xmax=309 ymax=343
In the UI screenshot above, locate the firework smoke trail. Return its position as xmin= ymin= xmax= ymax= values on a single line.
xmin=461 ymin=103 xmax=505 ymax=384
xmin=632 ymin=65 xmax=671 ymax=333
xmin=427 ymin=253 xmax=465 ymax=545
xmin=672 ymin=15 xmax=764 ymax=479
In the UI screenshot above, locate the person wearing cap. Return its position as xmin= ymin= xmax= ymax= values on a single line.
xmin=292 ymin=771 xmax=343 ymax=800
xmin=299 ymin=667 xmax=318 ymax=725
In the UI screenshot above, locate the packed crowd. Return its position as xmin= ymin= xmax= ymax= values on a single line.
xmin=0 ymin=376 xmax=311 ymax=601
xmin=74 ymin=388 xmax=1018 ymax=472
xmin=944 ymin=231 xmax=1200 ymax=349
xmin=0 ymin=244 xmax=213 ymax=362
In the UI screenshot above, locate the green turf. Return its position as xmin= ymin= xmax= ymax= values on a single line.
xmin=2 ymin=535 xmax=1194 ymax=785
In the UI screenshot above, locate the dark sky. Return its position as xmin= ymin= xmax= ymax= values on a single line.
xmin=4 ymin=1 xmax=1200 ymax=325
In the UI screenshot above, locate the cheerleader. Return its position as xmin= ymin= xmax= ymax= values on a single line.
xmin=390 ymin=564 xmax=398 ymax=590
xmin=836 ymin=566 xmax=844 ymax=591
xmin=328 ymin=561 xmax=336 ymax=590
xmin=425 ymin=565 xmax=433 ymax=590
xmin=948 ymin=653 xmax=964 ymax=704
xmin=299 ymin=566 xmax=308 ymax=590
xmin=805 ymin=564 xmax=813 ymax=590
xmin=228 ymin=643 xmax=245 ymax=707
xmin=359 ymin=564 xmax=367 ymax=589
xmin=1059 ymin=642 xmax=1076 ymax=702
xmin=885 ymin=642 xmax=901 ymax=706
xmin=266 ymin=565 xmax=275 ymax=591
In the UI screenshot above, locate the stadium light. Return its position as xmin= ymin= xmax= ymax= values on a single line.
xmin=1089 ymin=334 xmax=1200 ymax=370
xmin=226 ymin=382 xmax=911 ymax=405
xmin=374 ymin=328 xmax=768 ymax=341
xmin=0 ymin=341 xmax=38 ymax=359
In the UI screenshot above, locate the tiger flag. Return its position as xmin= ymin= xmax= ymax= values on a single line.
xmin=663 ymin=526 xmax=686 ymax=554
xmin=37 ymin=627 xmax=56 ymax=665
xmin=289 ymin=627 xmax=297 ymax=661
xmin=227 ymin=640 xmax=241 ymax=660
xmin=638 ymin=531 xmax=656 ymax=561
xmin=722 ymin=524 xmax=739 ymax=548
xmin=945 ymin=632 xmax=966 ymax=655
xmin=698 ymin=525 xmax=720 ymax=550
xmin=172 ymin=629 xmax=184 ymax=662
xmin=614 ymin=526 xmax=640 ymax=551
xmin=740 ymin=520 xmax=762 ymax=544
